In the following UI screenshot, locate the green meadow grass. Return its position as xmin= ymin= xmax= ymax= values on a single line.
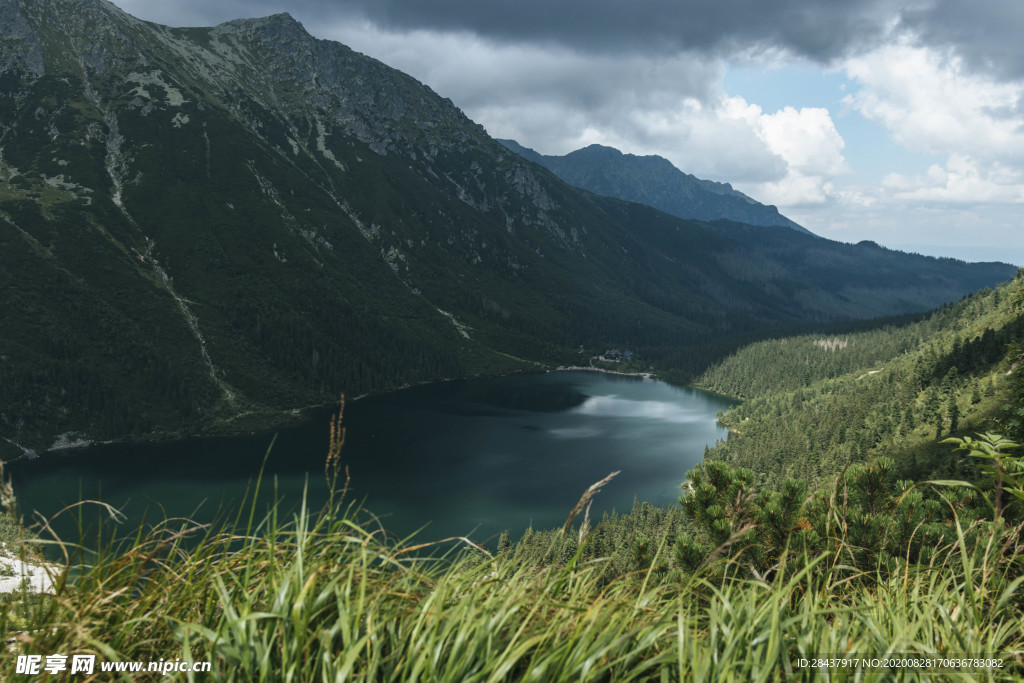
xmin=2 ymin=464 xmax=1023 ymax=682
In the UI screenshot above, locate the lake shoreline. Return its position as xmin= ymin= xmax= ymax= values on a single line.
xmin=555 ymin=365 xmax=656 ymax=379
xmin=3 ymin=366 xmax=735 ymax=467
xmin=1 ymin=368 xmax=553 ymax=465
xmin=8 ymin=371 xmax=734 ymax=546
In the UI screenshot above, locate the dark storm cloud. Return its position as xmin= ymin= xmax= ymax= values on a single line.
xmin=900 ymin=0 xmax=1024 ymax=80
xmin=309 ymin=0 xmax=896 ymax=62
xmin=121 ymin=1 xmax=1024 ymax=83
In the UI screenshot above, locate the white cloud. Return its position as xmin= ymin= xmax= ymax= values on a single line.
xmin=720 ymin=99 xmax=851 ymax=206
xmin=842 ymin=41 xmax=1024 ymax=204
xmin=881 ymin=155 xmax=1024 ymax=204
xmin=590 ymin=98 xmax=789 ymax=184
xmin=755 ymin=106 xmax=849 ymax=179
xmin=844 ymin=43 xmax=1024 ymax=159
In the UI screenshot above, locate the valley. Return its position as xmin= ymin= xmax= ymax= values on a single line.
xmin=0 ymin=0 xmax=1016 ymax=458
xmin=1 ymin=2 xmax=1023 ymax=679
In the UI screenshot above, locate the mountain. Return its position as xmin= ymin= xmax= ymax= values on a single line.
xmin=0 ymin=0 xmax=1015 ymax=456
xmin=498 ymin=140 xmax=813 ymax=234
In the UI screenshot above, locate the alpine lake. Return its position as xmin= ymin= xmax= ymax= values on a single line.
xmin=9 ymin=371 xmax=734 ymax=547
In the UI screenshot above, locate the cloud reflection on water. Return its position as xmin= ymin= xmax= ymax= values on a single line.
xmin=549 ymin=426 xmax=604 ymax=439
xmin=573 ymin=395 xmax=705 ymax=423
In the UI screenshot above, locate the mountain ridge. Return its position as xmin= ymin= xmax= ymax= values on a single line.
xmin=497 ymin=139 xmax=813 ymax=234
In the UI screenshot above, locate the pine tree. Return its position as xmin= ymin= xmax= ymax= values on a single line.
xmin=903 ymin=404 xmax=916 ymax=430
xmin=941 ymin=366 xmax=959 ymax=396
xmin=497 ymin=530 xmax=512 ymax=554
xmin=923 ymin=386 xmax=941 ymax=424
xmin=947 ymin=395 xmax=960 ymax=433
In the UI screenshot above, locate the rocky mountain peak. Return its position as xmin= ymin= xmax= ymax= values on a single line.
xmin=213 ymin=11 xmax=311 ymax=43
xmin=576 ymin=143 xmax=622 ymax=157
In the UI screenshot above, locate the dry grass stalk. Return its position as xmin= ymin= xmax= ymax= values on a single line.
xmin=0 ymin=458 xmax=16 ymax=518
xmin=578 ymin=500 xmax=593 ymax=547
xmin=562 ymin=470 xmax=620 ymax=537
xmin=396 ymin=536 xmax=493 ymax=558
xmin=324 ymin=394 xmax=350 ymax=496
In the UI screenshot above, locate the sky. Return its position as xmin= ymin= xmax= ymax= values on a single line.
xmin=112 ymin=0 xmax=1024 ymax=265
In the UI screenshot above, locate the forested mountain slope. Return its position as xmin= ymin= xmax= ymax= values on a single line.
xmin=694 ymin=278 xmax=1024 ymax=486
xmin=0 ymin=0 xmax=1014 ymax=456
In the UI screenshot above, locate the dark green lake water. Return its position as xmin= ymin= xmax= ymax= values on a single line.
xmin=9 ymin=371 xmax=732 ymax=545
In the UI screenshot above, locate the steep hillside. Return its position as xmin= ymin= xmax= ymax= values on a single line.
xmin=695 ymin=279 xmax=1024 ymax=486
xmin=0 ymin=0 xmax=1015 ymax=455
xmin=499 ymin=139 xmax=812 ymax=234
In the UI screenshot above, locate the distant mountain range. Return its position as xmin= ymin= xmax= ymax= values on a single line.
xmin=0 ymin=0 xmax=1014 ymax=455
xmin=498 ymin=140 xmax=813 ymax=235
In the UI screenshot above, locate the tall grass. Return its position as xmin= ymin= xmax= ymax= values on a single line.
xmin=2 ymin=483 xmax=1022 ymax=681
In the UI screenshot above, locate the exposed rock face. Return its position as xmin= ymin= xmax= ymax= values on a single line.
xmin=0 ymin=1 xmax=44 ymax=76
xmin=0 ymin=0 xmax=1014 ymax=454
